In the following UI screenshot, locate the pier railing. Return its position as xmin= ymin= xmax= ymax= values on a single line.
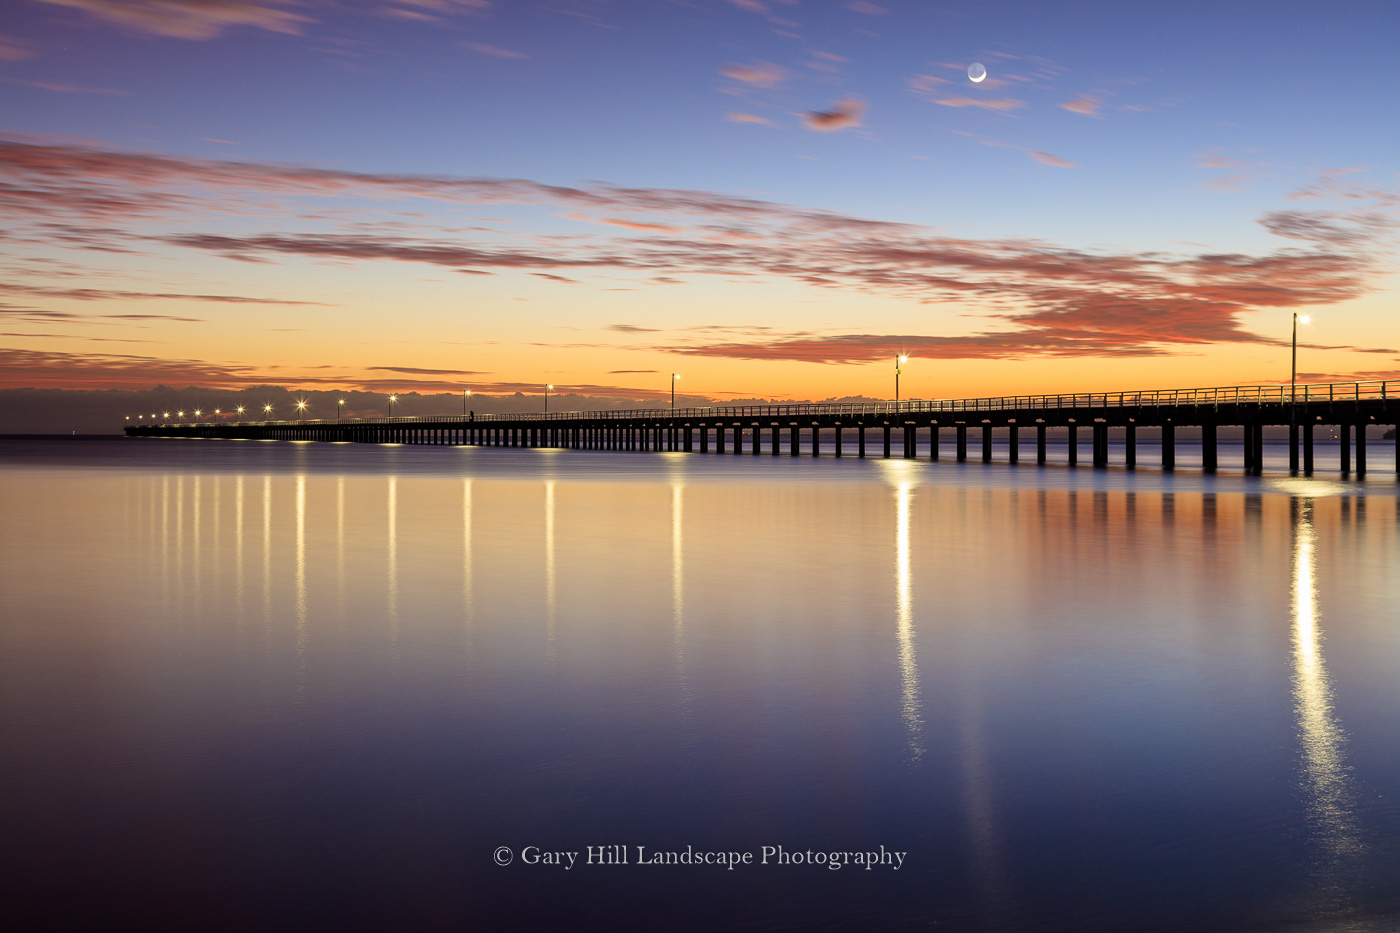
xmin=152 ymin=379 xmax=1398 ymax=427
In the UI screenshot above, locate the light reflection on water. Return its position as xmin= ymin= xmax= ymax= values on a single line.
xmin=1291 ymin=498 xmax=1363 ymax=890
xmin=2 ymin=438 xmax=1400 ymax=932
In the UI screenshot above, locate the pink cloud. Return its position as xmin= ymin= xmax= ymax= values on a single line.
xmin=1059 ymin=95 xmax=1102 ymax=117
xmin=2 ymin=138 xmax=1394 ymax=369
xmin=34 ymin=0 xmax=310 ymax=40
xmin=1028 ymin=150 xmax=1075 ymax=168
xmin=802 ymin=99 xmax=865 ymax=131
xmin=720 ymin=61 xmax=786 ymax=88
xmin=462 ymin=41 xmax=528 ymax=60
xmin=931 ymin=96 xmax=1025 ymax=112
xmin=0 ymin=35 xmax=34 ymax=60
xmin=5 ymin=79 xmax=130 ymax=95
xmin=725 ymin=112 xmax=772 ymax=125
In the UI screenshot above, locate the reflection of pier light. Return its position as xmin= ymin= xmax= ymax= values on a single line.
xmin=545 ymin=481 xmax=557 ymax=662
xmin=895 ymin=481 xmax=923 ymax=759
xmin=161 ymin=476 xmax=171 ymax=602
xmin=192 ymin=475 xmax=201 ymax=601
xmin=235 ymin=476 xmax=245 ymax=618
xmin=176 ymin=475 xmax=184 ymax=591
xmin=336 ymin=477 xmax=345 ymax=618
xmin=672 ymin=483 xmax=690 ymax=717
xmin=387 ymin=476 xmax=399 ymax=649
xmin=958 ymin=690 xmax=1005 ymax=911
xmin=295 ymin=475 xmax=308 ymax=680
xmin=1290 ymin=498 xmax=1361 ymax=867
xmin=262 ymin=475 xmax=272 ymax=634
xmin=463 ymin=479 xmax=474 ymax=649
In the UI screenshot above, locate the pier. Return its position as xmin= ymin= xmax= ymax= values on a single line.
xmin=126 ymin=380 xmax=1400 ymax=476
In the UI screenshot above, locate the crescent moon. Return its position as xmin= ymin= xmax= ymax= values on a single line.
xmin=968 ymin=62 xmax=986 ymax=83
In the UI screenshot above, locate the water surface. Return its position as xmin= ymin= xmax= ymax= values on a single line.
xmin=3 ymin=437 xmax=1399 ymax=931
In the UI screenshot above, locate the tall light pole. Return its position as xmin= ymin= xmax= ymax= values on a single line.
xmin=337 ymin=399 xmax=345 ymax=421
xmin=236 ymin=406 xmax=245 ymax=419
xmin=263 ymin=404 xmax=273 ymax=420
xmin=464 ymin=388 xmax=471 ymax=415
xmin=671 ymin=373 xmax=679 ymax=410
xmin=389 ymin=394 xmax=398 ymax=418
xmin=545 ymin=384 xmax=553 ymax=413
xmin=1291 ymin=313 xmax=1310 ymax=472
xmin=895 ymin=355 xmax=908 ymax=403
xmin=1291 ymin=313 xmax=1310 ymax=403
xmin=296 ymin=400 xmax=307 ymax=421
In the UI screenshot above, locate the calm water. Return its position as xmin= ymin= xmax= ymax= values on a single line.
xmin=3 ymin=437 xmax=1400 ymax=931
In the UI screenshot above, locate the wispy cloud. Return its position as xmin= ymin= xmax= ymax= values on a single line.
xmin=725 ymin=112 xmax=772 ymax=125
xmin=958 ymin=132 xmax=1074 ymax=168
xmin=461 ymin=41 xmax=528 ymax=60
xmin=802 ymin=99 xmax=865 ymax=131
xmin=1195 ymin=151 xmax=1267 ymax=192
xmin=1027 ymin=150 xmax=1075 ymax=168
xmin=1059 ymin=95 xmax=1102 ymax=117
xmin=2 ymin=137 xmax=1393 ymax=368
xmin=3 ymin=79 xmax=130 ymax=95
xmin=0 ymin=35 xmax=35 ymax=60
xmin=369 ymin=366 xmax=489 ymax=375
xmin=34 ymin=0 xmax=311 ymax=40
xmin=0 ymin=282 xmax=323 ymax=305
xmin=928 ymin=96 xmax=1025 ymax=112
xmin=720 ymin=61 xmax=786 ymax=88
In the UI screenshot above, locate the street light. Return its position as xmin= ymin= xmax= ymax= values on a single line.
xmin=545 ymin=384 xmax=553 ymax=413
xmin=671 ymin=373 xmax=680 ymax=410
xmin=263 ymin=404 xmax=273 ymax=419
xmin=337 ymin=399 xmax=345 ymax=421
xmin=1291 ymin=313 xmax=1310 ymax=404
xmin=1291 ymin=313 xmax=1311 ymax=471
xmin=236 ymin=406 xmax=245 ymax=418
xmin=895 ymin=355 xmax=908 ymax=402
xmin=463 ymin=388 xmax=471 ymax=415
xmin=389 ymin=394 xmax=398 ymax=417
xmin=296 ymin=400 xmax=307 ymax=421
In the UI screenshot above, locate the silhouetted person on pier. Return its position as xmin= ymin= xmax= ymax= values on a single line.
xmin=470 ymin=411 xmax=475 ymax=422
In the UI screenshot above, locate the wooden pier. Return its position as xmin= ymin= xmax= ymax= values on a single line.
xmin=126 ymin=380 xmax=1400 ymax=476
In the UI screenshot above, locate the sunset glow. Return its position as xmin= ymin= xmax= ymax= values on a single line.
xmin=2 ymin=0 xmax=1397 ymax=416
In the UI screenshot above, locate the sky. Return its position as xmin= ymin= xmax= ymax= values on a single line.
xmin=2 ymin=0 xmax=1398 ymax=410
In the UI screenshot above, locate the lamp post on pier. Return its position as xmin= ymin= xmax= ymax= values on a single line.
xmin=1290 ymin=313 xmax=1311 ymax=472
xmin=671 ymin=373 xmax=679 ymax=410
xmin=545 ymin=384 xmax=553 ymax=413
xmin=895 ymin=355 xmax=908 ymax=403
xmin=389 ymin=394 xmax=398 ymax=418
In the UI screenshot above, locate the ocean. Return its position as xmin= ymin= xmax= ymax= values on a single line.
xmin=2 ymin=436 xmax=1399 ymax=931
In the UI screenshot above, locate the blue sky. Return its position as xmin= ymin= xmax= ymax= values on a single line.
xmin=2 ymin=0 xmax=1397 ymax=402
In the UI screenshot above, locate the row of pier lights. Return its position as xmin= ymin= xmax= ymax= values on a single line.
xmin=125 ymin=374 xmax=698 ymax=425
xmin=123 ymin=315 xmax=1316 ymax=425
